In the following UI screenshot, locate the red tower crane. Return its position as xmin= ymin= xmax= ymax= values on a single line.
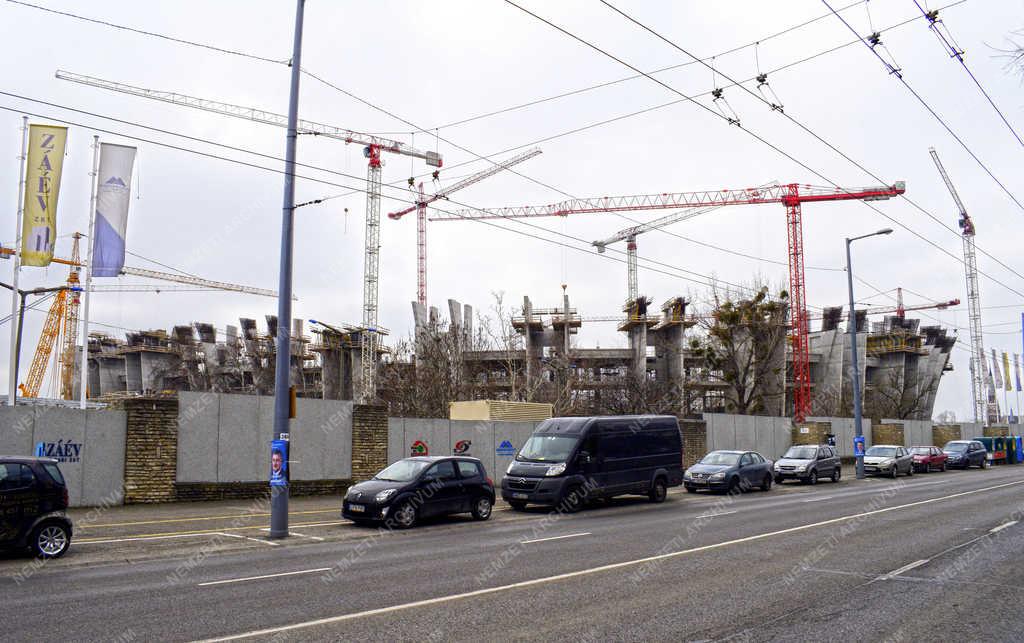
xmin=436 ymin=181 xmax=907 ymax=422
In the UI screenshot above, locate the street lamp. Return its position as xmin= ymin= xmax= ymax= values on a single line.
xmin=0 ymin=282 xmax=80 ymax=405
xmin=846 ymin=228 xmax=893 ymax=479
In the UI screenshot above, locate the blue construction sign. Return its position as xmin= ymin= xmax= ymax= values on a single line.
xmin=496 ymin=440 xmax=516 ymax=456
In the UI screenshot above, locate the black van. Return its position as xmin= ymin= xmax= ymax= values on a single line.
xmin=501 ymin=415 xmax=683 ymax=512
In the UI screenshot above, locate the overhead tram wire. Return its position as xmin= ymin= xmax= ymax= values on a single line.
xmin=911 ymin=0 xmax=1024 ymax=151
xmin=598 ymin=0 xmax=1024 ymax=287
xmin=822 ymin=0 xmax=1024 ymax=213
xmin=13 ymin=0 xmax=956 ymax=276
xmin=502 ymin=0 xmax=1024 ymax=303
xmin=0 ymin=101 xmax=792 ymax=303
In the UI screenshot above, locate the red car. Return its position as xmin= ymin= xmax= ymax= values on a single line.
xmin=909 ymin=446 xmax=948 ymax=472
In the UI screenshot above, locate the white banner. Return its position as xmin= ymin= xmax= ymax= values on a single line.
xmin=92 ymin=143 xmax=136 ymax=277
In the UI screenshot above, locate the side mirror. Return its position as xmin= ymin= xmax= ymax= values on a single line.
xmin=578 ymin=451 xmax=592 ymax=464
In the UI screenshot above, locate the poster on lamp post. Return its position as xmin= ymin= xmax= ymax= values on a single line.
xmin=270 ymin=439 xmax=289 ymax=487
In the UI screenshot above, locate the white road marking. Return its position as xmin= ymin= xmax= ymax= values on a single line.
xmin=520 ymin=532 xmax=591 ymax=545
xmin=217 ymin=533 xmax=279 ymax=547
xmin=198 ymin=567 xmax=333 ymax=587
xmin=990 ymin=520 xmax=1018 ymax=534
xmin=195 ymin=477 xmax=1024 ymax=643
xmin=876 ymin=559 xmax=929 ymax=581
xmin=802 ymin=496 xmax=833 ymax=503
xmin=291 ymin=532 xmax=325 ymax=542
xmin=76 ymin=533 xmax=220 ymax=545
xmin=699 ymin=511 xmax=737 ymax=518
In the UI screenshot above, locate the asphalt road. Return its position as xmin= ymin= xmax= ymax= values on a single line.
xmin=3 ymin=465 xmax=1024 ymax=642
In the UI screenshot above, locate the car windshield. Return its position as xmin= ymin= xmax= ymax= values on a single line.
xmin=866 ymin=446 xmax=896 ymax=457
xmin=945 ymin=442 xmax=968 ymax=452
xmin=374 ymin=459 xmax=430 ymax=482
xmin=909 ymin=447 xmax=932 ymax=455
xmin=516 ymin=435 xmax=578 ymax=463
xmin=783 ymin=446 xmax=817 ymax=460
xmin=700 ymin=452 xmax=740 ymax=466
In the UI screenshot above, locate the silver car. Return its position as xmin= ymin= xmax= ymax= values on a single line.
xmin=862 ymin=445 xmax=914 ymax=478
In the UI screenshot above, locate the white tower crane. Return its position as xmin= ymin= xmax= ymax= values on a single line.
xmin=929 ymin=147 xmax=992 ymax=424
xmin=591 ymin=203 xmax=722 ymax=303
xmin=56 ymin=70 xmax=443 ymax=403
xmin=387 ymin=147 xmax=542 ymax=306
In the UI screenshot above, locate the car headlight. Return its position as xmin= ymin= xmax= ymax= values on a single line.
xmin=796 ymin=465 xmax=807 ymax=472
xmin=881 ymin=459 xmax=894 ymax=467
xmin=374 ymin=488 xmax=397 ymax=503
xmin=545 ymin=463 xmax=567 ymax=477
xmin=506 ymin=461 xmax=516 ymax=474
xmin=710 ymin=472 xmax=725 ymax=480
xmin=684 ymin=471 xmax=692 ymax=480
xmin=773 ymin=463 xmax=780 ymax=471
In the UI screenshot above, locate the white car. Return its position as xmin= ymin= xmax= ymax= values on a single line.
xmin=862 ymin=445 xmax=914 ymax=478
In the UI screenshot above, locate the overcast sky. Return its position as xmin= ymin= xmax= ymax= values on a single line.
xmin=2 ymin=0 xmax=1023 ymax=420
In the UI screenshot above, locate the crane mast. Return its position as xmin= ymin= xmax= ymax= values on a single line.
xmin=388 ymin=147 xmax=542 ymax=307
xmin=57 ymin=70 xmax=445 ymax=403
xmin=929 ymin=147 xmax=989 ymax=424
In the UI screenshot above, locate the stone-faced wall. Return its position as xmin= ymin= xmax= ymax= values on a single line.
xmin=933 ymin=424 xmax=962 ymax=446
xmin=984 ymin=426 xmax=1010 ymax=437
xmin=117 ymin=397 xmax=179 ymax=503
xmin=681 ymin=419 xmax=707 ymax=469
xmin=792 ymin=422 xmax=831 ymax=446
xmin=352 ymin=404 xmax=389 ymax=482
xmin=873 ymin=422 xmax=905 ymax=446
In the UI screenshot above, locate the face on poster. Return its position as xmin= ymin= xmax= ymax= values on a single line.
xmin=270 ymin=439 xmax=288 ymax=486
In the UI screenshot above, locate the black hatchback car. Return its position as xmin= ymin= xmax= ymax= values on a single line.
xmin=0 ymin=456 xmax=73 ymax=558
xmin=342 ymin=456 xmax=495 ymax=529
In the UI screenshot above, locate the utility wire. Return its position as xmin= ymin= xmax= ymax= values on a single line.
xmin=0 ymin=100 xmax=784 ymax=304
xmin=597 ymin=0 xmax=1024 ymax=288
xmin=912 ymin=0 xmax=1024 ymax=150
xmin=503 ymin=0 xmax=1024 ymax=303
xmin=822 ymin=0 xmax=1024 ymax=212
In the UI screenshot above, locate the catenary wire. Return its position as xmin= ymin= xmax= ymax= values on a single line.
xmin=822 ymin=0 xmax=1024 ymax=212
xmin=502 ymin=0 xmax=1024 ymax=303
xmin=597 ymin=0 xmax=1024 ymax=287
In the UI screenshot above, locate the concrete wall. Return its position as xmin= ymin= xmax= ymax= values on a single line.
xmin=0 ymin=405 xmax=126 ymax=507
xmin=176 ymin=392 xmax=352 ymax=483
xmin=703 ymin=414 xmax=793 ymax=459
xmin=387 ymin=418 xmax=540 ymax=478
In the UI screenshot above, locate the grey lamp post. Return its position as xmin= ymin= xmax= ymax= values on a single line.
xmin=847 ymin=228 xmax=893 ymax=479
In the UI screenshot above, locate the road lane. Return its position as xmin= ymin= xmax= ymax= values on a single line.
xmin=1 ymin=465 xmax=1021 ymax=641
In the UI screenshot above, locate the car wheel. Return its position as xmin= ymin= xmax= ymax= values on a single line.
xmin=907 ymin=464 xmax=914 ymax=477
xmin=727 ymin=477 xmax=741 ymax=495
xmin=561 ymin=485 xmax=585 ymax=513
xmin=685 ymin=486 xmax=697 ymax=494
xmin=760 ymin=474 xmax=772 ymax=492
xmin=508 ymin=501 xmax=527 ymax=511
xmin=831 ymin=467 xmax=841 ymax=483
xmin=471 ymin=496 xmax=493 ymax=521
xmin=981 ymin=458 xmax=990 ymax=469
xmin=890 ymin=465 xmax=898 ymax=479
xmin=392 ymin=502 xmax=417 ymax=529
xmin=32 ymin=521 xmax=70 ymax=559
xmin=774 ymin=476 xmax=784 ymax=485
xmin=808 ymin=470 xmax=818 ymax=486
xmin=648 ymin=478 xmax=668 ymax=503
xmin=940 ymin=461 xmax=946 ymax=472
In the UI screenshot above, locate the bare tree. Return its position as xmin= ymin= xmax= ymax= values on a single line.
xmin=862 ymin=367 xmax=942 ymax=422
xmin=690 ymin=284 xmax=789 ymax=416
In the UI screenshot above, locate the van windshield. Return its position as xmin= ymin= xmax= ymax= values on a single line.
xmin=516 ymin=435 xmax=578 ymax=463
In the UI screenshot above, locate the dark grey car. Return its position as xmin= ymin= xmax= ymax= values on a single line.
xmin=684 ymin=450 xmax=774 ymax=494
xmin=773 ymin=444 xmax=841 ymax=485
xmin=943 ymin=440 xmax=990 ymax=469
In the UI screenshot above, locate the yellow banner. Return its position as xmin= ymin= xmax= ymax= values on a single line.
xmin=1003 ymin=351 xmax=1013 ymax=392
xmin=20 ymin=124 xmax=68 ymax=267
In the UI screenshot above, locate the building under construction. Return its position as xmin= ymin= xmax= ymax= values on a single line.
xmin=74 ymin=292 xmax=953 ymax=421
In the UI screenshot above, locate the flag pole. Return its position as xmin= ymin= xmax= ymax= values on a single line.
xmin=8 ymin=116 xmax=28 ymax=406
xmin=79 ymin=135 xmax=99 ymax=409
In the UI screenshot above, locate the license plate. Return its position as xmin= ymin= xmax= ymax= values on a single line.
xmin=512 ymin=492 xmax=528 ymax=499
xmin=349 ymin=504 xmax=365 ymax=513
